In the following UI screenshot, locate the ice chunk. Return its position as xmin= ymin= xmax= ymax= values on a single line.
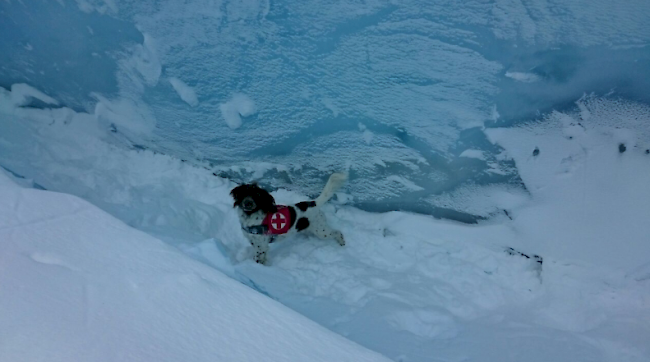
xmin=219 ymin=93 xmax=257 ymax=130
xmin=169 ymin=77 xmax=199 ymax=107
xmin=10 ymin=83 xmax=59 ymax=107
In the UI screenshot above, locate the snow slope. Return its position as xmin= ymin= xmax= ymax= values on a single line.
xmin=0 ymin=170 xmax=389 ymax=362
xmin=1 ymin=85 xmax=649 ymax=362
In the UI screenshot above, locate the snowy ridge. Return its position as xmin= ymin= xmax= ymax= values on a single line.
xmin=1 ymin=86 xmax=649 ymax=361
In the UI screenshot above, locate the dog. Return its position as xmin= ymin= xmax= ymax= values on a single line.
xmin=230 ymin=173 xmax=347 ymax=265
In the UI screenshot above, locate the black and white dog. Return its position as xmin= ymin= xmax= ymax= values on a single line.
xmin=230 ymin=173 xmax=347 ymax=265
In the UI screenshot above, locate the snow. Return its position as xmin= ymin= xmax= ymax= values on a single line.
xmin=358 ymin=123 xmax=374 ymax=145
xmin=1 ymin=85 xmax=649 ymax=362
xmin=485 ymin=96 xmax=650 ymax=269
xmin=459 ymin=149 xmax=486 ymax=160
xmin=219 ymin=93 xmax=257 ymax=130
xmin=74 ymin=0 xmax=119 ymax=15
xmin=505 ymin=71 xmax=542 ymax=83
xmin=2 ymin=0 xmax=650 ymax=360
xmin=386 ymin=175 xmax=425 ymax=192
xmin=10 ymin=83 xmax=59 ymax=107
xmin=127 ymin=33 xmax=161 ymax=88
xmin=93 ymin=93 xmax=156 ymax=136
xmin=427 ymin=183 xmax=529 ymax=218
xmin=168 ymin=77 xmax=199 ymax=107
xmin=0 ymin=170 xmax=389 ymax=362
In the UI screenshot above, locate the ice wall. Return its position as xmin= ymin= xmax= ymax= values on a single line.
xmin=2 ymin=0 xmax=649 ymax=218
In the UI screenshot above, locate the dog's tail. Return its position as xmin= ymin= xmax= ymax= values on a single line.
xmin=315 ymin=173 xmax=347 ymax=206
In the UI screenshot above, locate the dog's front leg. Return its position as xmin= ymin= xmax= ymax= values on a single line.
xmin=249 ymin=235 xmax=270 ymax=265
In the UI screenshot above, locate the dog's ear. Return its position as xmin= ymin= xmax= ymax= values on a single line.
xmin=230 ymin=184 xmax=248 ymax=208
xmin=254 ymin=187 xmax=277 ymax=214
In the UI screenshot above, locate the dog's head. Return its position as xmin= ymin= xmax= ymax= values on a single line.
xmin=230 ymin=183 xmax=278 ymax=215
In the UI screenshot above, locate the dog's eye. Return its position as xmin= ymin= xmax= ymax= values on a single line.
xmin=241 ymin=197 xmax=256 ymax=211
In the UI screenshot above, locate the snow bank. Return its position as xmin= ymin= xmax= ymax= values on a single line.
xmin=0 ymin=170 xmax=388 ymax=362
xmin=486 ymin=96 xmax=650 ymax=270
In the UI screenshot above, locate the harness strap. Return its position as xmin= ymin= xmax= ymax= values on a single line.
xmin=241 ymin=225 xmax=276 ymax=243
xmin=242 ymin=225 xmax=268 ymax=235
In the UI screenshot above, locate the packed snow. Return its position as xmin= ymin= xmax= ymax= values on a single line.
xmin=1 ymin=86 xmax=649 ymax=362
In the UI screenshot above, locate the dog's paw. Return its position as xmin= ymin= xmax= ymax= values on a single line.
xmin=254 ymin=252 xmax=268 ymax=265
xmin=335 ymin=232 xmax=346 ymax=246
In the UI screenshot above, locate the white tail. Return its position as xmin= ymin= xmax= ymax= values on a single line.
xmin=315 ymin=173 xmax=347 ymax=206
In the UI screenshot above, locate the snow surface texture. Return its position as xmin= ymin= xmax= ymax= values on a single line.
xmin=1 ymin=87 xmax=649 ymax=362
xmin=0 ymin=171 xmax=389 ymax=362
xmin=2 ymin=0 xmax=649 ymax=215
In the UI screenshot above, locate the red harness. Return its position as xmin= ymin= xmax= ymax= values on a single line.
xmin=261 ymin=206 xmax=293 ymax=235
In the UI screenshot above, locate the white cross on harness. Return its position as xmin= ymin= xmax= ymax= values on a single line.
xmin=271 ymin=212 xmax=287 ymax=230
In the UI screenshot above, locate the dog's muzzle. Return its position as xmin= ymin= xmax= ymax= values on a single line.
xmin=241 ymin=197 xmax=257 ymax=212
